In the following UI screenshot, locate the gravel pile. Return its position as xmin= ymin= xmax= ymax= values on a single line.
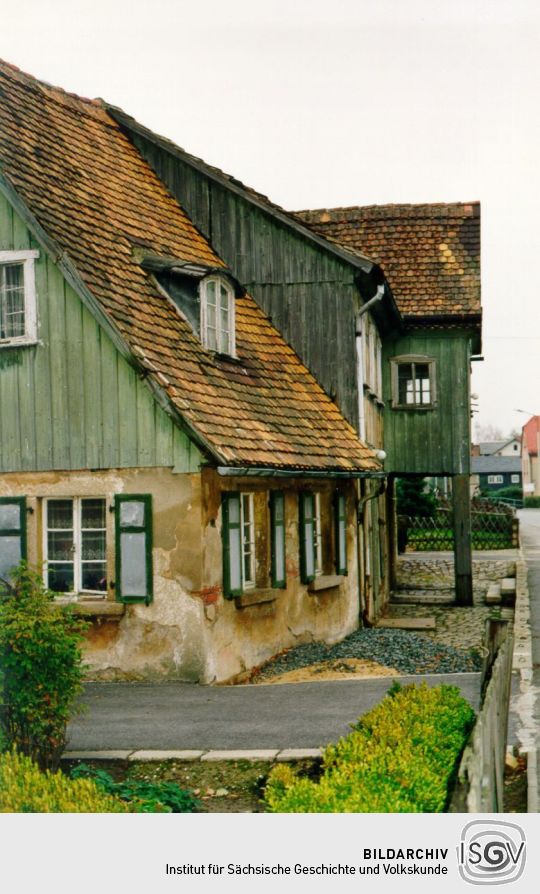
xmin=251 ymin=628 xmax=482 ymax=681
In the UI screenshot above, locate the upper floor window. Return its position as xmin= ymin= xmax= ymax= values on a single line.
xmin=390 ymin=355 xmax=437 ymax=409
xmin=200 ymin=275 xmax=235 ymax=356
xmin=0 ymin=250 xmax=39 ymax=346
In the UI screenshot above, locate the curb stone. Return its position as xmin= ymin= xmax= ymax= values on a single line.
xmin=61 ymin=748 xmax=323 ymax=763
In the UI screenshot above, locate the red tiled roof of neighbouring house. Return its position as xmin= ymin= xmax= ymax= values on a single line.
xmin=294 ymin=203 xmax=481 ymax=323
xmin=0 ymin=59 xmax=380 ymax=473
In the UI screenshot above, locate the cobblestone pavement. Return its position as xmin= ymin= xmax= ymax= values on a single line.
xmin=391 ymin=550 xmax=518 ymax=653
xmin=385 ymin=603 xmax=495 ymax=653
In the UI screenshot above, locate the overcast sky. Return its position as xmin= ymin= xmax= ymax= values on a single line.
xmin=1 ymin=0 xmax=539 ymax=438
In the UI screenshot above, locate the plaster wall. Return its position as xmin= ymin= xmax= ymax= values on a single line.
xmin=0 ymin=468 xmax=362 ymax=683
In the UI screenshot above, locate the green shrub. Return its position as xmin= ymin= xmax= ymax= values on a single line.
xmin=264 ymin=684 xmax=474 ymax=813
xmin=396 ymin=478 xmax=437 ymax=518
xmin=524 ymin=496 xmax=540 ymax=508
xmin=0 ymin=750 xmax=128 ymax=813
xmin=0 ymin=564 xmax=89 ymax=771
xmin=489 ymin=486 xmax=522 ymax=500
xmin=70 ymin=763 xmax=200 ymax=813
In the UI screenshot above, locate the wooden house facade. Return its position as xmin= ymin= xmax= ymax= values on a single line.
xmin=0 ymin=60 xmax=382 ymax=682
xmin=298 ymin=204 xmax=482 ymax=602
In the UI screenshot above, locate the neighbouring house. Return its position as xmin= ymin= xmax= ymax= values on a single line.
xmin=475 ymin=438 xmax=521 ymax=458
xmin=296 ymin=204 xmax=482 ymax=602
xmin=522 ymin=416 xmax=540 ymax=496
xmin=0 ymin=59 xmax=384 ymax=682
xmin=470 ymin=456 xmax=523 ymax=495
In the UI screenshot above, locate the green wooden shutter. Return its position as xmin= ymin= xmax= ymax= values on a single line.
xmin=222 ymin=492 xmax=242 ymax=598
xmin=334 ymin=492 xmax=348 ymax=575
xmin=299 ymin=491 xmax=315 ymax=584
xmin=270 ymin=491 xmax=286 ymax=588
xmin=0 ymin=497 xmax=27 ymax=583
xmin=114 ymin=495 xmax=153 ymax=604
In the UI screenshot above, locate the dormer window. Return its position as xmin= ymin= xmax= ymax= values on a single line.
xmin=200 ymin=275 xmax=235 ymax=356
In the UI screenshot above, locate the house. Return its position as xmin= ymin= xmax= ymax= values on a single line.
xmin=476 ymin=438 xmax=521 ymax=458
xmin=107 ymin=113 xmax=481 ymax=608
xmin=296 ymin=204 xmax=482 ymax=602
xmin=522 ymin=416 xmax=540 ymax=496
xmin=0 ymin=59 xmax=384 ymax=682
xmin=107 ymin=100 xmax=399 ymax=622
xmin=471 ymin=456 xmax=522 ymax=494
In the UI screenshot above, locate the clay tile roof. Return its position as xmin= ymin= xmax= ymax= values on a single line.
xmin=0 ymin=59 xmax=379 ymax=474
xmin=294 ymin=203 xmax=481 ymax=323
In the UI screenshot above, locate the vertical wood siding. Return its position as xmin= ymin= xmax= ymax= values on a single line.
xmin=382 ymin=332 xmax=472 ymax=475
xmin=130 ymin=135 xmax=362 ymax=431
xmin=0 ymin=193 xmax=202 ymax=473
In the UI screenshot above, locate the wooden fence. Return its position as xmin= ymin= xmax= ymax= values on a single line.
xmin=400 ymin=509 xmax=518 ymax=551
xmin=448 ymin=619 xmax=514 ymax=812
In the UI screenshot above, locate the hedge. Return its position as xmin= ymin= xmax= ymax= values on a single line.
xmin=264 ymin=683 xmax=474 ymax=813
xmin=0 ymin=750 xmax=128 ymax=813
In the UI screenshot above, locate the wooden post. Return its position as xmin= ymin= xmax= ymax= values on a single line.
xmin=453 ymin=474 xmax=473 ymax=606
xmin=386 ymin=476 xmax=397 ymax=593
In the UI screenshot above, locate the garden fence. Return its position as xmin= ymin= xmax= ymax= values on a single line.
xmin=400 ymin=508 xmax=518 ymax=551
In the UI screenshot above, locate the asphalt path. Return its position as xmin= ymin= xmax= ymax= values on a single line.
xmin=67 ymin=673 xmax=481 ymax=751
xmin=516 ymin=509 xmax=540 ymax=771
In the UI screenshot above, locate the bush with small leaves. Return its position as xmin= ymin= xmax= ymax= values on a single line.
xmin=0 ymin=750 xmax=128 ymax=813
xmin=264 ymin=683 xmax=474 ymax=813
xmin=0 ymin=564 xmax=89 ymax=771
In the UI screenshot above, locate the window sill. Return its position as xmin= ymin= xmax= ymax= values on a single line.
xmin=0 ymin=338 xmax=38 ymax=349
xmin=391 ymin=404 xmax=436 ymax=411
xmin=308 ymin=574 xmax=345 ymax=593
xmin=234 ymin=588 xmax=278 ymax=608
xmin=65 ymin=600 xmax=125 ymax=619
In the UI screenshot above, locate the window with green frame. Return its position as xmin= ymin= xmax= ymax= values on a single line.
xmin=298 ymin=491 xmax=316 ymax=584
xmin=270 ymin=491 xmax=286 ymax=588
xmin=114 ymin=495 xmax=153 ymax=604
xmin=334 ymin=492 xmax=348 ymax=575
xmin=0 ymin=497 xmax=27 ymax=582
xmin=222 ymin=491 xmax=258 ymax=597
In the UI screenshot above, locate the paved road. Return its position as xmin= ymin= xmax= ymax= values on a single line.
xmin=516 ymin=509 xmax=540 ymax=794
xmin=518 ymin=509 xmax=540 ymax=672
xmin=67 ymin=673 xmax=481 ymax=751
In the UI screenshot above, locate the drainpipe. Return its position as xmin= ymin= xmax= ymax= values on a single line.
xmin=355 ymin=285 xmax=384 ymax=442
xmin=356 ymin=474 xmax=386 ymax=626
xmin=355 ymin=284 xmax=385 ymax=624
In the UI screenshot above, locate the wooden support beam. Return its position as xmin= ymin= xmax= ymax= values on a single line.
xmin=386 ymin=476 xmax=397 ymax=592
xmin=453 ymin=474 xmax=473 ymax=606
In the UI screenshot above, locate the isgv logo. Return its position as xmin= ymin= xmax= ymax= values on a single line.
xmin=458 ymin=820 xmax=526 ymax=885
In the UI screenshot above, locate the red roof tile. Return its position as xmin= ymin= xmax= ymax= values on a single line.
xmin=295 ymin=203 xmax=481 ymax=323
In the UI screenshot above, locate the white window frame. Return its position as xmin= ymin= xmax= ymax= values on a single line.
xmin=0 ymin=249 xmax=39 ymax=346
xmin=313 ymin=492 xmax=323 ymax=576
xmin=200 ymin=275 xmax=236 ymax=357
xmin=511 ymin=474 xmax=520 ymax=484
xmin=390 ymin=355 xmax=437 ymax=409
xmin=487 ymin=475 xmax=504 ymax=485
xmin=43 ymin=497 xmax=108 ymax=597
xmin=240 ymin=492 xmax=256 ymax=590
